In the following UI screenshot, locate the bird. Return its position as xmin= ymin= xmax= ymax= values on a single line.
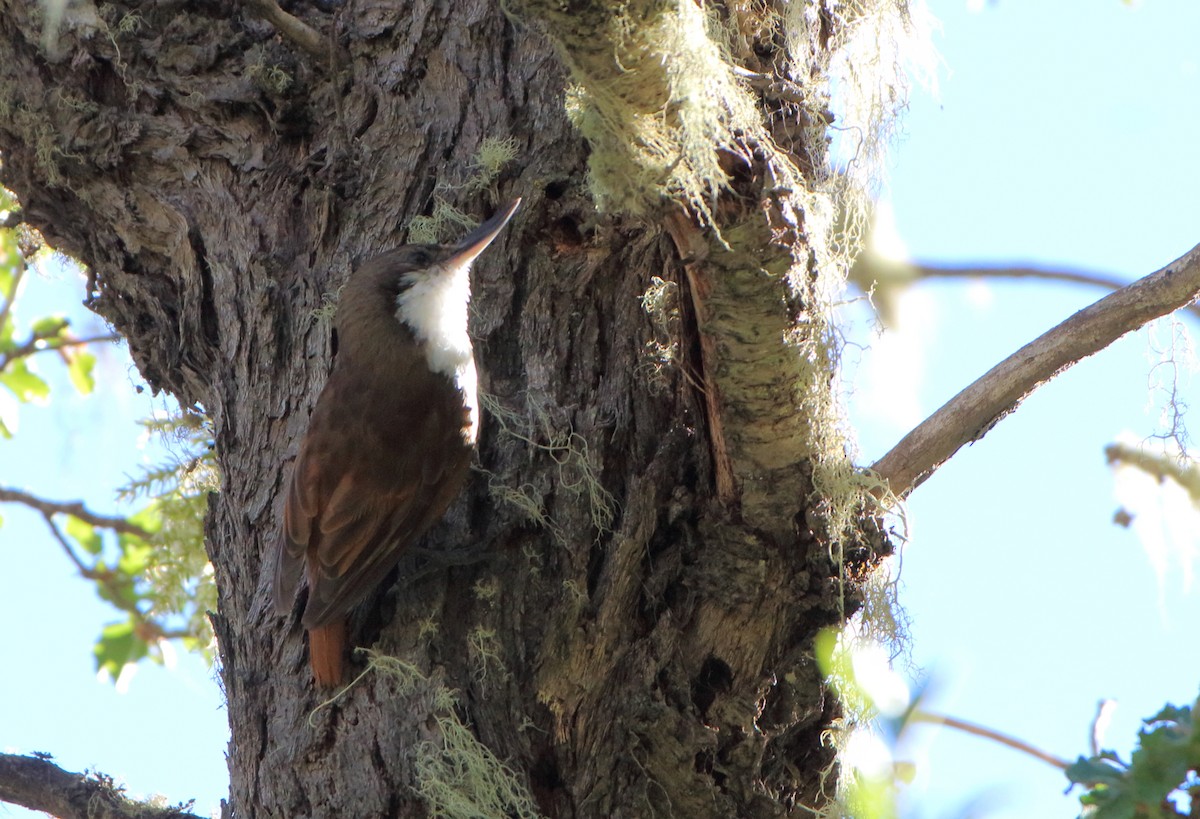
xmin=272 ymin=199 xmax=520 ymax=687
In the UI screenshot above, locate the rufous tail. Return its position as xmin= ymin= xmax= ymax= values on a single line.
xmin=308 ymin=620 xmax=348 ymax=687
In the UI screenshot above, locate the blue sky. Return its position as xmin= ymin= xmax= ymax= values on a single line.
xmin=2 ymin=2 xmax=1199 ymax=818
xmin=0 ymin=266 xmax=229 ymax=815
xmin=842 ymin=0 xmax=1200 ymax=816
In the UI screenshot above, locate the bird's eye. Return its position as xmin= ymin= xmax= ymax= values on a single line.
xmin=408 ymin=248 xmax=433 ymax=267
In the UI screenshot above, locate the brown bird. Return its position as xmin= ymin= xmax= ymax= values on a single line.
xmin=273 ymin=200 xmax=520 ymax=687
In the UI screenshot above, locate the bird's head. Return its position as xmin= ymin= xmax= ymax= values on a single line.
xmin=332 ymin=200 xmax=521 ymax=376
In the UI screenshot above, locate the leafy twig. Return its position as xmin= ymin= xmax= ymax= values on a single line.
xmin=35 ymin=506 xmax=189 ymax=644
xmin=0 ymin=487 xmax=153 ymax=539
xmin=0 ymin=331 xmax=119 ymax=371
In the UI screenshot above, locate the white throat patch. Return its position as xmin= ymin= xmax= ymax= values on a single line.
xmin=395 ymin=260 xmax=479 ymax=441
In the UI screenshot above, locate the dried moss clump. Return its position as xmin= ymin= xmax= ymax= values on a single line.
xmin=363 ymin=652 xmax=542 ymax=819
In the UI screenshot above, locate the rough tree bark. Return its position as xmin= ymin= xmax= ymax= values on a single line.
xmin=0 ymin=0 xmax=890 ymax=816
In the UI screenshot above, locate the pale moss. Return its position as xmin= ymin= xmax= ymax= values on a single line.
xmin=461 ymin=136 xmax=520 ymax=194
xmin=478 ymin=391 xmax=616 ymax=542
xmin=560 ymin=579 xmax=587 ymax=609
xmin=311 ymin=282 xmax=342 ymax=326
xmin=367 ymin=654 xmax=538 ymax=816
xmin=406 ymin=214 xmax=441 ymax=246
xmin=558 ymin=0 xmax=760 ymax=224
xmin=418 ymin=715 xmax=542 ymax=819
xmin=478 ymin=466 xmax=564 ymax=544
xmin=638 ymin=275 xmax=680 ymax=386
xmin=114 ymin=10 xmax=143 ymax=35
xmin=468 ymin=626 xmax=508 ymax=685
xmin=408 ymin=138 xmax=520 ymax=242
xmin=249 ymin=62 xmax=292 ymax=95
xmin=472 ymin=575 xmax=501 ymax=603
xmin=418 ymin=616 xmax=440 ymax=641
xmin=244 ymin=43 xmax=293 ymax=95
xmin=407 ymin=199 xmax=473 ymax=245
xmin=317 ymin=651 xmax=541 ymax=817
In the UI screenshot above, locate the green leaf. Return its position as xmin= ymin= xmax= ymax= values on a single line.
xmin=1189 ymin=695 xmax=1200 ymax=770
xmin=117 ymin=536 xmax=153 ymax=575
xmin=0 ymin=311 xmax=13 ymax=350
xmin=66 ymin=349 xmax=95 ymax=394
xmin=1066 ymin=752 xmax=1127 ymax=787
xmin=1070 ymin=701 xmax=1200 ymax=819
xmin=1128 ymin=718 xmax=1192 ymax=803
xmin=0 ymin=413 xmax=10 ymax=439
xmin=0 ymin=359 xmax=50 ymax=402
xmin=128 ymin=501 xmax=163 ymax=535
xmin=65 ymin=516 xmax=103 ymax=555
xmin=1078 ymin=785 xmax=1136 ymax=819
xmin=93 ymin=619 xmax=149 ymax=679
xmin=0 ymin=228 xmax=17 ymax=294
xmin=30 ymin=315 xmax=68 ymax=339
xmin=92 ymin=561 xmax=140 ymax=609
xmin=1146 ymin=704 xmax=1191 ymax=726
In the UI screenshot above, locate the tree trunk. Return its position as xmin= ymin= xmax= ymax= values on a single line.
xmin=0 ymin=0 xmax=890 ymax=815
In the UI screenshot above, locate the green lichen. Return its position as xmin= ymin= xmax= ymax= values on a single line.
xmin=409 ymin=138 xmax=520 ymax=244
xmin=354 ymin=652 xmax=542 ymax=819
xmin=467 ymin=626 xmax=508 ymax=686
xmin=478 ymin=391 xmax=616 ymax=543
xmin=547 ymin=0 xmax=759 ymax=224
xmin=247 ymin=60 xmax=293 ymax=95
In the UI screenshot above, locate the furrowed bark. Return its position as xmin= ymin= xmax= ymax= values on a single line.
xmin=0 ymin=0 xmax=888 ymax=815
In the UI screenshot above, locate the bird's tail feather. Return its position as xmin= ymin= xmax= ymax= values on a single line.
xmin=308 ymin=620 xmax=347 ymax=687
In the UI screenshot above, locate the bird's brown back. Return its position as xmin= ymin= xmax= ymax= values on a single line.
xmin=273 ymin=253 xmax=475 ymax=627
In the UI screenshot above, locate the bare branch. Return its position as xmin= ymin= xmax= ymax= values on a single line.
xmin=241 ymin=0 xmax=344 ymax=63
xmin=910 ymin=711 xmax=1071 ymax=771
xmin=0 ymin=258 xmax=26 ymax=338
xmin=39 ymin=510 xmax=93 ymax=574
xmin=0 ymin=331 xmax=120 ymax=371
xmin=0 ymin=752 xmax=206 ymax=819
xmin=872 ymin=243 xmax=1200 ymax=498
xmin=47 ymin=333 xmax=121 ymax=349
xmin=1105 ymin=441 xmax=1200 ymax=502
xmin=912 ymin=261 xmax=1200 ymax=321
xmin=0 ymin=486 xmax=154 ymax=539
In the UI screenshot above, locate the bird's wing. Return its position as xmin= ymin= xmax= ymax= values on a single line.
xmin=273 ymin=372 xmax=472 ymax=628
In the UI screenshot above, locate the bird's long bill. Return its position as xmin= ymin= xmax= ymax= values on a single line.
xmin=445 ymin=199 xmax=521 ymax=267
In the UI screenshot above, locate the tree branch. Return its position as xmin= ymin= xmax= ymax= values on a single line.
xmin=912 ymin=261 xmax=1200 ymax=321
xmin=0 ymin=331 xmax=120 ymax=371
xmin=872 ymin=242 xmax=1200 ymax=498
xmin=0 ymin=258 xmax=25 ymax=338
xmin=241 ymin=0 xmax=345 ymax=63
xmin=0 ymin=752 xmax=206 ymax=819
xmin=910 ymin=711 xmax=1071 ymax=770
xmin=0 ymin=487 xmax=154 ymax=539
xmin=6 ymin=489 xmax=194 ymax=645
